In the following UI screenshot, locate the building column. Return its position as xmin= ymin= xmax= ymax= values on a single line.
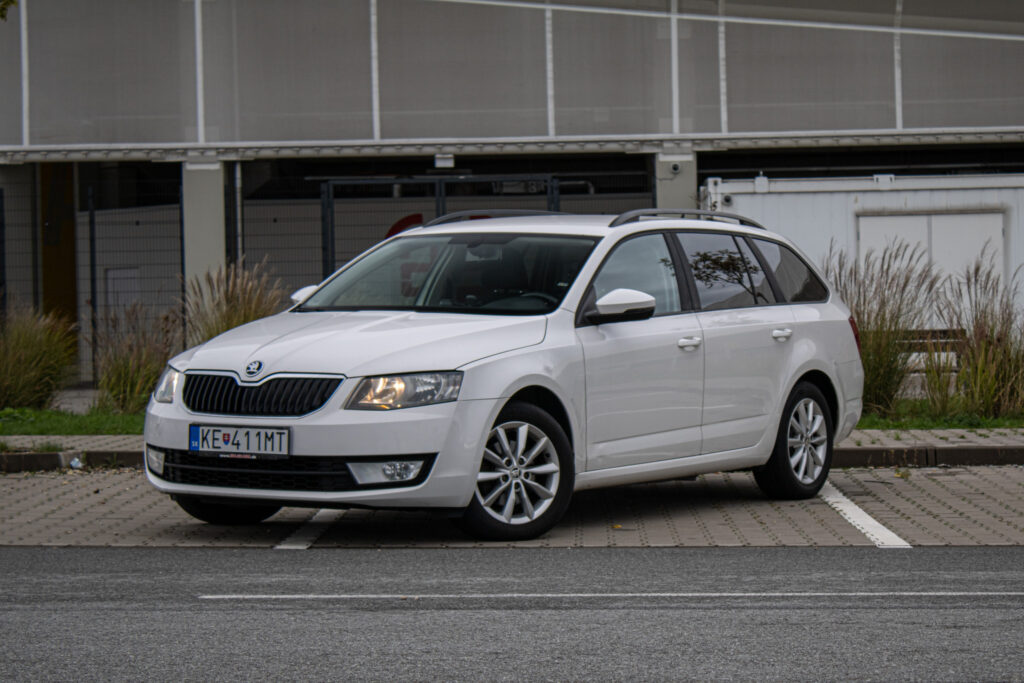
xmin=181 ymin=161 xmax=226 ymax=285
xmin=654 ymin=152 xmax=698 ymax=209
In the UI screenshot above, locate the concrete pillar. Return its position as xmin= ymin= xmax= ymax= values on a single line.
xmin=654 ymin=152 xmax=698 ymax=209
xmin=181 ymin=161 xmax=226 ymax=285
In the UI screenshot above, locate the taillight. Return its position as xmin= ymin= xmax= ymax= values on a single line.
xmin=848 ymin=316 xmax=861 ymax=354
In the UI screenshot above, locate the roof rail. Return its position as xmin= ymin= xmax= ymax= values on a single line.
xmin=424 ymin=209 xmax=568 ymax=227
xmin=608 ymin=208 xmax=766 ymax=230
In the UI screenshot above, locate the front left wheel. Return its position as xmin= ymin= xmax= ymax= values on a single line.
xmin=174 ymin=496 xmax=281 ymax=525
xmin=456 ymin=401 xmax=574 ymax=541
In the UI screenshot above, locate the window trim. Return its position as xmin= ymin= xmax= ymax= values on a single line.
xmin=738 ymin=235 xmax=783 ymax=305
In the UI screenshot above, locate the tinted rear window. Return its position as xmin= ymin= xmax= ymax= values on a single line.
xmin=751 ymin=238 xmax=828 ymax=303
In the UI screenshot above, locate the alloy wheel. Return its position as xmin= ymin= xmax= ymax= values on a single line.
xmin=475 ymin=420 xmax=561 ymax=525
xmin=787 ymin=398 xmax=828 ymax=485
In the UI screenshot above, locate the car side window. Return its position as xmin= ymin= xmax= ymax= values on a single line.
xmin=751 ymin=238 xmax=829 ymax=303
xmin=591 ymin=233 xmax=681 ymax=315
xmin=676 ymin=232 xmax=759 ymax=311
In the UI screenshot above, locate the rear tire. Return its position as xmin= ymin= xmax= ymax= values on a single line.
xmin=754 ymin=382 xmax=834 ymax=499
xmin=456 ymin=401 xmax=574 ymax=541
xmin=175 ymin=496 xmax=281 ymax=525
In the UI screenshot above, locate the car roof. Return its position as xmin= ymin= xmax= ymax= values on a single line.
xmin=402 ymin=213 xmax=784 ymax=242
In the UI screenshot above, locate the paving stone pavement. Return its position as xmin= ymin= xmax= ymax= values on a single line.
xmin=2 ymin=465 xmax=1023 ymax=548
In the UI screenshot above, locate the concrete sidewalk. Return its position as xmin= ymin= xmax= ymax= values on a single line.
xmin=3 ymin=428 xmax=1024 ymax=472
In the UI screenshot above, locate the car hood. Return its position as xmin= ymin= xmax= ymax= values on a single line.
xmin=172 ymin=310 xmax=547 ymax=379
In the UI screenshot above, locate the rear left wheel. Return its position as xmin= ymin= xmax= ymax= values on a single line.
xmin=457 ymin=401 xmax=574 ymax=541
xmin=753 ymin=382 xmax=834 ymax=500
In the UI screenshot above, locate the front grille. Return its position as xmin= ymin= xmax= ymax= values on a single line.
xmin=183 ymin=374 xmax=341 ymax=416
xmin=160 ymin=449 xmax=357 ymax=492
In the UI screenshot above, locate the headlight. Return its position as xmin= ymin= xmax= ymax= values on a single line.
xmin=346 ymin=372 xmax=463 ymax=410
xmin=153 ymin=367 xmax=182 ymax=403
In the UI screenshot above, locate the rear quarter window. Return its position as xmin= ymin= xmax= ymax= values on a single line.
xmin=751 ymin=238 xmax=829 ymax=303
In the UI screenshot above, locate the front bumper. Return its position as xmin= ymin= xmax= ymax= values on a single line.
xmin=144 ymin=395 xmax=501 ymax=509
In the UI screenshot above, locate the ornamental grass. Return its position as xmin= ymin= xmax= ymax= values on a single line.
xmin=183 ymin=257 xmax=288 ymax=347
xmin=824 ymin=239 xmax=940 ymax=415
xmin=0 ymin=306 xmax=76 ymax=409
xmin=95 ymin=302 xmax=181 ymax=413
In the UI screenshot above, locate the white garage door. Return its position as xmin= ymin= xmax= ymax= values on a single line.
xmin=858 ymin=212 xmax=1004 ymax=279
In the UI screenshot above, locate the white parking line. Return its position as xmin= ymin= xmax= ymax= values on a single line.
xmin=198 ymin=591 xmax=1024 ymax=601
xmin=273 ymin=509 xmax=346 ymax=550
xmin=820 ymin=480 xmax=912 ymax=548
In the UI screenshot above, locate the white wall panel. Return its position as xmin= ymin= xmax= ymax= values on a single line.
xmin=706 ymin=175 xmax=1024 ymax=283
xmin=858 ymin=213 xmax=1005 ymax=279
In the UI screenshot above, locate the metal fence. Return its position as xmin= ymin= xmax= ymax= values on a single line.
xmin=0 ymin=181 xmax=40 ymax=317
xmin=75 ymin=185 xmax=184 ymax=382
xmin=244 ymin=172 xmax=652 ymax=293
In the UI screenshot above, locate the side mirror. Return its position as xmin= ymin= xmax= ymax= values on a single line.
xmin=290 ymin=285 xmax=318 ymax=306
xmin=587 ymin=288 xmax=657 ymax=324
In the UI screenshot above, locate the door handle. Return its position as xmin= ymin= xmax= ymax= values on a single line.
xmin=771 ymin=328 xmax=793 ymax=341
xmin=677 ymin=336 xmax=702 ymax=350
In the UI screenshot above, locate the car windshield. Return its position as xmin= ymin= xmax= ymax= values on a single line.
xmin=297 ymin=232 xmax=599 ymax=315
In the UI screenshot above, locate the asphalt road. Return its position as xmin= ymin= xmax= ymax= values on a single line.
xmin=3 ymin=547 xmax=1023 ymax=681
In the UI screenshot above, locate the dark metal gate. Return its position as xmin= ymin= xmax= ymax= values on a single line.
xmin=316 ymin=172 xmax=651 ymax=281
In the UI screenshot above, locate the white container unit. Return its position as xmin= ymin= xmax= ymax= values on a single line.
xmin=701 ymin=174 xmax=1024 ymax=282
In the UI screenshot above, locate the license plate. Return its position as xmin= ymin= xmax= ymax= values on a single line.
xmin=189 ymin=425 xmax=290 ymax=458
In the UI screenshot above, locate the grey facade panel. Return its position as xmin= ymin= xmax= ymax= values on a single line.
xmin=27 ymin=0 xmax=196 ymax=145
xmin=723 ymin=0 xmax=896 ymax=26
xmin=379 ymin=0 xmax=547 ymax=139
xmin=678 ymin=19 xmax=722 ymax=133
xmin=726 ymin=24 xmax=896 ymax=132
xmin=203 ymin=0 xmax=373 ymax=142
xmin=902 ymin=35 xmax=1024 ymax=129
xmin=0 ymin=9 xmax=20 ymax=145
xmin=902 ymin=0 xmax=1024 ymax=34
xmin=554 ymin=11 xmax=673 ymax=135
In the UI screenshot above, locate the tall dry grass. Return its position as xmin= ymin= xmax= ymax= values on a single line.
xmin=934 ymin=248 xmax=1024 ymax=418
xmin=183 ymin=258 xmax=288 ymax=347
xmin=96 ymin=303 xmax=181 ymax=413
xmin=824 ymin=239 xmax=940 ymax=415
xmin=0 ymin=307 xmax=77 ymax=409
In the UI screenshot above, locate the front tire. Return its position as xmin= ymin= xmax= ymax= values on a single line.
xmin=175 ymin=496 xmax=281 ymax=525
xmin=754 ymin=382 xmax=834 ymax=499
xmin=457 ymin=401 xmax=574 ymax=541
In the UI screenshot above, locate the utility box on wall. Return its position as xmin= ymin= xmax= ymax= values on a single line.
xmin=701 ymin=174 xmax=1024 ymax=280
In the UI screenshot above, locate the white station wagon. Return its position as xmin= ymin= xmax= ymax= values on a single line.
xmin=145 ymin=209 xmax=864 ymax=540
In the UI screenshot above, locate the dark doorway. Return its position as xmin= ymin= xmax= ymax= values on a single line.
xmin=40 ymin=163 xmax=78 ymax=322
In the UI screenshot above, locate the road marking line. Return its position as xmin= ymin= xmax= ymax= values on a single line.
xmin=198 ymin=591 xmax=1024 ymax=601
xmin=820 ymin=480 xmax=912 ymax=549
xmin=273 ymin=509 xmax=346 ymax=550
